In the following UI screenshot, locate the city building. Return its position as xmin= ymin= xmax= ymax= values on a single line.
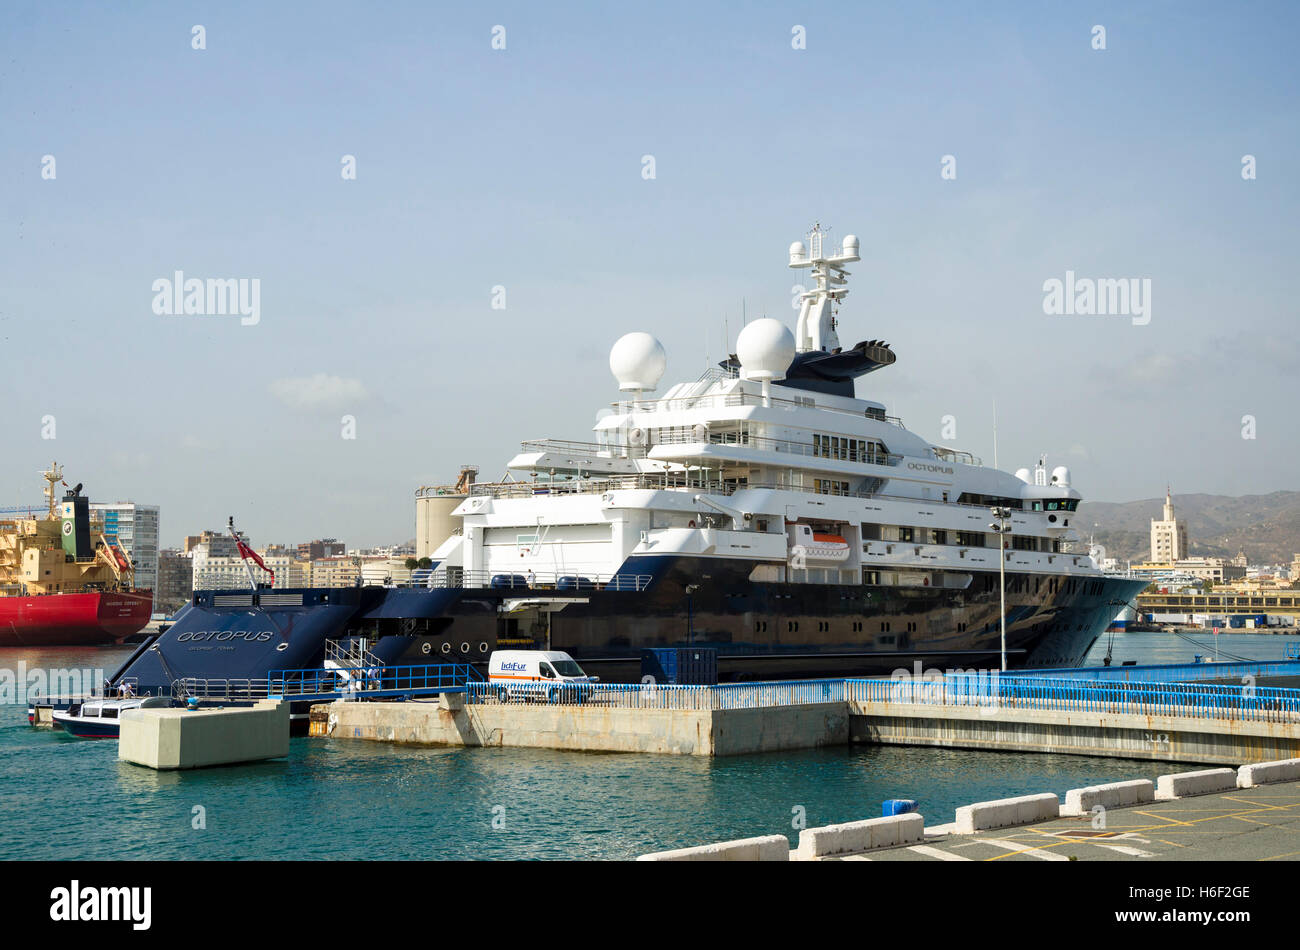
xmin=185 ymin=530 xmax=238 ymax=558
xmin=307 ymin=556 xmax=362 ymax=588
xmin=90 ymin=502 xmax=160 ymax=591
xmin=1149 ymin=488 xmax=1188 ymax=563
xmin=1130 ymin=557 xmax=1247 ymax=585
xmin=190 ymin=546 xmax=309 ymax=591
xmin=155 ymin=549 xmax=193 ymax=614
xmin=297 ymin=539 xmax=346 ymax=561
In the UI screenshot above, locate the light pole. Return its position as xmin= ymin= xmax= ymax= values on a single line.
xmin=685 ymin=583 xmax=701 ymax=645
xmin=988 ymin=507 xmax=1012 ymax=671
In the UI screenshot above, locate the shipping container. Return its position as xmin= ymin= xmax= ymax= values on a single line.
xmin=640 ymin=647 xmax=718 ymax=685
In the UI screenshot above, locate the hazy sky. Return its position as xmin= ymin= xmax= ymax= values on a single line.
xmin=2 ymin=2 xmax=1297 ymax=548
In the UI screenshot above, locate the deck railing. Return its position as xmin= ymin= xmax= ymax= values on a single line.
xmin=397 ymin=570 xmax=652 ymax=591
xmin=170 ymin=663 xmax=483 ymax=702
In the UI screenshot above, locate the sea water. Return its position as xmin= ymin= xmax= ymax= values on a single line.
xmin=0 ymin=630 xmax=1293 ymax=860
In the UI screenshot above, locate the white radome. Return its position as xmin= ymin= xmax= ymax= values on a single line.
xmin=609 ymin=332 xmax=667 ymax=392
xmin=1015 ymin=468 xmax=1031 ymax=484
xmin=736 ymin=318 xmax=796 ymax=381
xmin=789 ymin=241 xmax=807 ymax=263
xmin=1051 ymin=466 xmax=1071 ymax=487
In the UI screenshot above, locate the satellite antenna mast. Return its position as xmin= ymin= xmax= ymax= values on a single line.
xmin=788 ymin=222 xmax=860 ymax=353
xmin=40 ymin=462 xmax=63 ymax=521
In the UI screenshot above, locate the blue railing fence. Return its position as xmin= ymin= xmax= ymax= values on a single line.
xmin=466 ymin=678 xmax=846 ymax=710
xmin=846 ymin=672 xmax=1300 ymax=724
xmin=463 ymin=671 xmax=1300 ymax=723
xmin=1008 ymin=659 xmax=1300 ymax=685
xmin=168 ymin=661 xmax=1300 ymax=725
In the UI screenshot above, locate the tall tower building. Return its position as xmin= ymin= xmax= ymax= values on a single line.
xmin=89 ymin=502 xmax=160 ymax=591
xmin=1149 ymin=488 xmax=1188 ymax=563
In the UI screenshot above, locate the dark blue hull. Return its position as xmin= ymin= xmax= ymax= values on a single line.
xmin=108 ymin=557 xmax=1145 ymax=692
xmin=53 ymin=717 xmax=119 ymax=739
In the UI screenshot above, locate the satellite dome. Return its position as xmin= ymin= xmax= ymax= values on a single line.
xmin=609 ymin=332 xmax=666 ymax=392
xmin=842 ymin=234 xmax=859 ymax=255
xmin=1014 ymin=468 xmax=1031 ymax=484
xmin=1051 ymin=466 xmax=1071 ymax=487
xmin=736 ymin=318 xmax=796 ymax=382
xmin=788 ymin=241 xmax=807 ymax=264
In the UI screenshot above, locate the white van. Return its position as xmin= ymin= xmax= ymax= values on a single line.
xmin=488 ymin=650 xmax=598 ymax=703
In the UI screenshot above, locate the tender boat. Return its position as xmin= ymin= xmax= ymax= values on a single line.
xmin=52 ymin=696 xmax=171 ymax=738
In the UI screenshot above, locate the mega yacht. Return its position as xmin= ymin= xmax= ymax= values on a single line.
xmin=107 ymin=225 xmax=1144 ymax=698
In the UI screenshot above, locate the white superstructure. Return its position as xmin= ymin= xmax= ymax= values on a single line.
xmin=428 ymin=226 xmax=1101 ymax=596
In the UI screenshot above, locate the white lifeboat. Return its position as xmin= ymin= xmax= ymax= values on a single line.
xmin=788 ymin=524 xmax=851 ymax=563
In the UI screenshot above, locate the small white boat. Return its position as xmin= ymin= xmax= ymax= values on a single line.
xmin=52 ymin=696 xmax=170 ymax=739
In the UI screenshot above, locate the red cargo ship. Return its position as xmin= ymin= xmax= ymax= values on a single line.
xmin=0 ymin=464 xmax=153 ymax=646
xmin=0 ymin=590 xmax=153 ymax=646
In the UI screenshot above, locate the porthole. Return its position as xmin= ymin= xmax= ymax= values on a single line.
xmin=275 ymin=642 xmax=288 ymax=652
xmin=460 ymin=642 xmax=470 ymax=653
xmin=479 ymin=642 xmax=489 ymax=654
xmin=421 ymin=642 xmax=432 ymax=655
xmin=441 ymin=642 xmax=451 ymax=654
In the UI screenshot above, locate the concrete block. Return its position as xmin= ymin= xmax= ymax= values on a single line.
xmin=637 ymin=834 xmax=789 ymax=861
xmin=954 ymin=793 xmax=1058 ymax=834
xmin=795 ymin=813 xmax=923 ymax=859
xmin=1155 ymin=768 xmax=1237 ymax=800
xmin=438 ymin=692 xmax=465 ymax=711
xmin=1062 ymin=779 xmax=1154 ymax=816
xmin=1237 ymin=757 xmax=1300 ymax=788
xmin=119 ymin=700 xmax=289 ymax=770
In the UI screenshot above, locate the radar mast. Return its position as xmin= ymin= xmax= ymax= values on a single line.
xmin=788 ymin=223 xmax=861 ymax=353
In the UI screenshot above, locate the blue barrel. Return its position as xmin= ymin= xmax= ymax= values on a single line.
xmin=883 ymin=799 xmax=918 ymax=817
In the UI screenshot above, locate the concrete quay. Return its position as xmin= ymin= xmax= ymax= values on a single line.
xmin=849 ymin=699 xmax=1300 ymax=766
xmin=316 ymin=694 xmax=849 ymax=757
xmin=315 ymin=687 xmax=1300 ymax=764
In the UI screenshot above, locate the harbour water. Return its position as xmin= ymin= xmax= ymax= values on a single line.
xmin=2 ymin=630 xmax=1296 ymax=861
